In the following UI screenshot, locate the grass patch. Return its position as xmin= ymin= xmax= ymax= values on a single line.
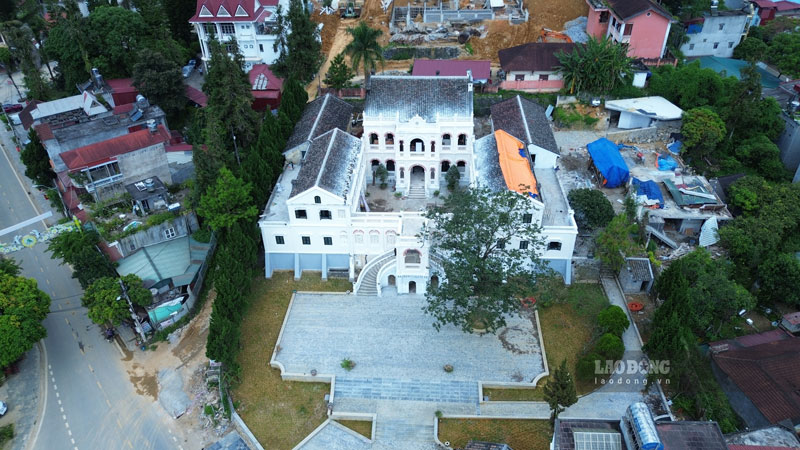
xmin=553 ymin=105 xmax=599 ymax=129
xmin=0 ymin=424 xmax=13 ymax=447
xmin=438 ymin=418 xmax=551 ymax=449
xmin=234 ymin=271 xmax=351 ymax=450
xmin=336 ymin=420 xmax=372 ymax=439
xmin=485 ymin=284 xmax=608 ymax=401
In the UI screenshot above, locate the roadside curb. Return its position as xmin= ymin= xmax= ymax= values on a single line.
xmin=26 ymin=341 xmax=47 ymax=450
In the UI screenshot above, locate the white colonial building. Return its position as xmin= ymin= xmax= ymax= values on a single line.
xmin=190 ymin=0 xmax=288 ymax=72
xmin=258 ymin=76 xmax=578 ymax=296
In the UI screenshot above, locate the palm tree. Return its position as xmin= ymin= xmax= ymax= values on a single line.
xmin=344 ymin=21 xmax=384 ymax=86
xmin=556 ymin=36 xmax=633 ymax=95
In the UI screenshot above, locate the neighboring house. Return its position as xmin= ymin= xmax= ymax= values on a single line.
xmin=726 ymin=424 xmax=800 ymax=448
xmin=283 ymin=93 xmax=354 ymax=164
xmin=249 ymin=63 xmax=283 ymax=111
xmin=681 ymin=9 xmax=752 ymax=58
xmin=553 ymin=402 xmax=729 ymax=449
xmin=57 ymin=123 xmax=173 ymax=218
xmin=619 ymin=257 xmax=654 ymax=293
xmin=751 ymin=0 xmax=800 ymax=25
xmin=604 ymin=96 xmax=683 ymax=129
xmin=106 ymin=78 xmax=140 ymax=106
xmin=189 ymin=0 xmax=288 ymax=73
xmin=497 ymin=42 xmax=575 ymax=92
xmin=710 ymin=331 xmax=800 ymax=428
xmin=411 ymin=59 xmax=492 ymax=85
xmin=259 ymin=76 xmax=578 ymax=293
xmin=780 ymin=311 xmax=800 ymax=334
xmin=584 ymin=0 xmax=675 ymax=60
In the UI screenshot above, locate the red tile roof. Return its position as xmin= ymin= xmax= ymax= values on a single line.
xmin=412 ymin=59 xmax=492 ymax=80
xmin=249 ymin=64 xmax=283 ymax=92
xmin=774 ymin=1 xmax=800 ymax=11
xmin=106 ymin=78 xmax=137 ymax=93
xmin=113 ymin=103 xmax=135 ymax=115
xmin=710 ymin=329 xmax=792 ymax=350
xmin=165 ymin=143 xmax=193 ymax=152
xmin=60 ymin=125 xmax=170 ymax=170
xmin=189 ymin=0 xmax=277 ymax=23
xmin=712 ymin=337 xmax=800 ymax=424
xmin=34 ymin=123 xmax=54 ymax=141
xmin=185 ymin=85 xmax=208 ymax=107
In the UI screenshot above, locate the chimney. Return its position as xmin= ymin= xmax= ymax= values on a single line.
xmin=147 ymin=119 xmax=158 ymax=134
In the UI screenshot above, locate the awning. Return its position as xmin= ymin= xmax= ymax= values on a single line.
xmin=495 ymin=129 xmax=538 ymax=198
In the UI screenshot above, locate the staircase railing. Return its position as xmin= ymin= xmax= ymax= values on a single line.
xmin=353 ymin=250 xmax=395 ymax=294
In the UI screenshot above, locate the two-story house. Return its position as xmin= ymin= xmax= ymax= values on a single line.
xmin=585 ymin=0 xmax=675 ymax=60
xmin=681 ymin=8 xmax=752 ymax=58
xmin=190 ymin=0 xmax=289 ymax=73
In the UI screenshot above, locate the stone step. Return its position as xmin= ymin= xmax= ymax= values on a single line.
xmin=334 ymin=377 xmax=479 ymax=404
xmin=375 ymin=419 xmax=434 ymax=443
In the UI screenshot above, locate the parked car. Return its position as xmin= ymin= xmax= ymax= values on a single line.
xmin=9 ymin=113 xmax=21 ymax=126
xmin=182 ymin=59 xmax=197 ymax=78
xmin=3 ymin=103 xmax=23 ymax=113
xmin=0 ymin=401 xmax=7 ymax=416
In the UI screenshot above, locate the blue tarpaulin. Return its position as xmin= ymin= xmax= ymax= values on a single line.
xmin=667 ymin=140 xmax=682 ymax=154
xmin=587 ymin=138 xmax=630 ymax=188
xmin=657 ymin=155 xmax=678 ymax=171
xmin=632 ymin=178 xmax=664 ymax=208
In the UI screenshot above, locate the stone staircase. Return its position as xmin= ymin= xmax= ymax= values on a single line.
xmin=406 ymin=184 xmax=426 ymax=200
xmin=355 ymin=253 xmax=394 ymax=296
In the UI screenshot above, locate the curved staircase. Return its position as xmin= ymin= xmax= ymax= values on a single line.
xmin=354 ymin=251 xmax=395 ymax=296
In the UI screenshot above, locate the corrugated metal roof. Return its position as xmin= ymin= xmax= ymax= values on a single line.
xmin=116 ymin=236 xmax=212 ymax=287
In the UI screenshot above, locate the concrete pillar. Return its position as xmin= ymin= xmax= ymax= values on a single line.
xmin=265 ymin=252 xmax=273 ymax=278
xmin=565 ymin=259 xmax=572 ymax=285
xmin=294 ymin=253 xmax=301 ymax=280
xmin=321 ymin=254 xmax=328 ymax=280
xmin=349 ymin=255 xmax=355 ymax=282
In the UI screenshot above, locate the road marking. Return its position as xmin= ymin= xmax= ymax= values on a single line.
xmin=51 ymin=377 xmax=55 ymax=383
xmin=48 ymin=364 xmax=51 ymax=369
xmin=126 ymin=440 xmax=133 ymax=448
xmin=60 ymin=407 xmax=63 ymax=413
xmin=64 ymin=422 xmax=68 ymax=429
xmin=71 ymin=438 xmax=75 ymax=444
xmin=62 ymin=414 xmax=66 ymax=420
xmin=46 ymin=279 xmax=50 ymax=285
xmin=39 ymin=266 xmax=44 ymax=272
xmin=57 ymin=399 xmax=61 ymax=405
xmin=55 ymin=392 xmax=59 ymax=398
xmin=68 ymin=429 xmax=72 ymax=436
xmin=64 ymin=318 xmax=69 ymax=325
xmin=49 ymin=370 xmax=53 ymax=375
xmin=116 ymin=419 xmax=122 ymax=429
xmin=96 ymin=380 xmax=102 ymax=389
xmin=105 ymin=398 xmax=111 ymax=407
xmin=87 ymin=364 xmax=93 ymax=372
xmin=172 ymin=436 xmax=177 ymax=442
xmin=53 ymin=384 xmax=57 ymax=391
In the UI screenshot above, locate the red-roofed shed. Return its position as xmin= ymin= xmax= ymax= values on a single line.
xmin=249 ymin=64 xmax=283 ymax=111
xmin=106 ymin=78 xmax=139 ymax=106
xmin=185 ymin=85 xmax=207 ymax=107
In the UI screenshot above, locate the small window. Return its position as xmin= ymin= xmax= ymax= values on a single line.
xmin=324 ymin=237 xmax=333 ymax=246
xmin=386 ymin=133 xmax=394 ymax=144
xmin=728 ymin=41 xmax=734 ymax=48
xmin=164 ymin=227 xmax=176 ymax=239
xmin=519 ymin=240 xmax=529 ymax=250
xmin=405 ymin=250 xmax=421 ymax=264
xmin=302 ymin=236 xmax=311 ymax=245
xmin=497 ymin=239 xmax=506 ymax=249
xmin=538 ymin=74 xmax=549 ymax=81
xmin=719 ymin=23 xmax=724 ymax=30
xmin=713 ymin=42 xmax=719 ymax=49
xmin=259 ymin=44 xmax=264 ymax=52
xmin=314 ymin=196 xmax=321 ymax=204
xmin=457 ymin=134 xmax=467 ymax=146
xmin=338 ymin=209 xmax=346 ymax=219
xmin=354 ymin=232 xmax=364 ymax=244
xmin=548 ymin=241 xmax=562 ymax=251
xmin=689 ymin=44 xmax=695 ymax=50
xmin=320 ymin=210 xmax=332 ymax=220
xmin=369 ymin=133 xmax=379 ymax=145
xmin=514 ymin=74 xmax=525 ymax=81
xmin=442 ymin=133 xmax=451 ymax=145
xmin=220 ymin=23 xmax=235 ymax=34
xmin=523 ymin=213 xmax=532 ymax=224
xmin=295 ymin=209 xmax=307 ymax=219
xmin=276 ymin=236 xmax=285 ymax=245
xmin=129 ymin=241 xmax=136 ymax=252
xmin=623 ymin=23 xmax=633 ymax=36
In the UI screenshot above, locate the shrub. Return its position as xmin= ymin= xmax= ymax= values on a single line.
xmin=0 ymin=424 xmax=13 ymax=443
xmin=567 ymin=188 xmax=615 ymax=232
xmin=597 ymin=305 xmax=630 ymax=337
xmin=465 ymin=42 xmax=474 ymax=55
xmin=443 ymin=364 xmax=453 ymax=372
xmin=192 ymin=228 xmax=212 ymax=243
xmin=576 ymin=352 xmax=603 ymax=381
xmin=204 ymin=404 xmax=215 ymax=416
xmin=341 ymin=358 xmax=355 ymax=371
xmin=595 ymin=333 xmax=625 ymax=361
xmin=446 ymin=166 xmax=461 ymax=191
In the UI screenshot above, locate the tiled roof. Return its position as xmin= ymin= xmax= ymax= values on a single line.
xmin=411 ymin=59 xmax=491 ymax=80
xmin=626 ymin=258 xmax=653 ymax=281
xmin=34 ymin=123 xmax=54 ymax=141
xmin=248 ymin=64 xmax=283 ymax=91
xmin=190 ymin=0 xmax=277 ymax=22
xmin=490 ymin=95 xmax=559 ymax=153
xmin=590 ymin=0 xmax=673 ymax=20
xmin=106 ymin=78 xmax=137 ymax=94
xmin=712 ymin=337 xmax=800 ymax=424
xmin=185 ymin=85 xmax=208 ymax=107
xmin=729 ymin=446 xmax=800 ymax=450
xmin=655 ymin=421 xmax=727 ymax=450
xmin=19 ymin=100 xmax=40 ymax=130
xmin=60 ymin=125 xmax=170 ymax=170
xmin=284 ymin=94 xmax=353 ymax=152
xmin=473 ymin=134 xmax=507 ymax=193
xmin=498 ymin=43 xmax=576 ymax=73
xmin=364 ymin=75 xmax=473 ymax=122
xmin=290 ymin=128 xmax=362 ymax=199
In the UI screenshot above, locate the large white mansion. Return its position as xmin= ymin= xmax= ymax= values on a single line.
xmin=258 ymin=75 xmax=578 ymax=295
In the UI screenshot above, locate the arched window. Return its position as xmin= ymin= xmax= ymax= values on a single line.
xmin=442 ymin=134 xmax=451 ymax=145
xmin=430 ymin=275 xmax=439 ymax=289
xmin=385 ymin=133 xmax=394 ymax=145
xmin=314 ymin=196 xmax=321 ymax=204
xmin=457 ymin=160 xmax=466 ymax=175
xmin=410 ymin=138 xmax=424 ymax=152
xmin=386 ymin=231 xmax=396 ymax=246
xmin=430 ymin=141 xmax=435 ymax=153
xmin=430 ymin=168 xmax=435 ymax=180
xmin=408 ymin=281 xmax=417 ymax=293
xmin=388 ymin=275 xmax=396 ymax=286
xmin=353 ymin=230 xmax=364 ymax=244
xmin=400 ymin=168 xmax=404 ymax=179
xmin=386 ymin=160 xmax=395 ymax=171
xmin=441 ymin=161 xmax=451 ymax=172
xmin=405 ymin=249 xmax=421 ymax=264
xmin=399 ymin=141 xmax=404 ymax=152
xmin=458 ymin=134 xmax=467 ymax=146
xmin=369 ymin=133 xmax=379 ymax=145
xmin=369 ymin=230 xmax=380 ymax=245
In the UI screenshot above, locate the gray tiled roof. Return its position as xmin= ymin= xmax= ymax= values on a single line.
xmin=284 ymin=94 xmax=354 ymax=152
xmin=473 ymin=134 xmax=506 ymax=193
xmin=626 ymin=258 xmax=653 ymax=281
xmin=290 ymin=128 xmax=362 ymax=198
xmin=491 ymin=95 xmax=559 ymax=154
xmin=364 ymin=75 xmax=473 ymax=122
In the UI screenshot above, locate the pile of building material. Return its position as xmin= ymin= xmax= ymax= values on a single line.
xmin=389 ymin=22 xmax=486 ymax=44
xmin=563 ymin=16 xmax=589 ymax=43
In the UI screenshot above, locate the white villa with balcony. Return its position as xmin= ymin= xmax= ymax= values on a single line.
xmin=190 ymin=0 xmax=288 ymax=72
xmin=258 ymin=75 xmax=578 ymax=296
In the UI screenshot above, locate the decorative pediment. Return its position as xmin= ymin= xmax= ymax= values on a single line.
xmin=199 ymin=5 xmax=213 ymax=16
xmin=217 ymin=5 xmax=231 ymax=16
xmin=235 ymin=4 xmax=248 ymax=16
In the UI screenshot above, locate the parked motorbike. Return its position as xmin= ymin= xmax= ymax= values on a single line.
xmin=104 ymin=327 xmax=115 ymax=342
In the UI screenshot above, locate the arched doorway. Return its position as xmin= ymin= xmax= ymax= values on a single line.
xmin=430 ymin=275 xmax=439 ymax=289
xmin=441 ymin=161 xmax=451 ymax=172
xmin=410 ymin=166 xmax=425 ymax=188
xmin=409 ymin=281 xmax=417 ymax=294
xmin=410 ymin=138 xmax=425 ymax=152
xmin=388 ymin=275 xmax=396 ymax=286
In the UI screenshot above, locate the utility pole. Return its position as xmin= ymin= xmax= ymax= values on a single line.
xmin=118 ymin=278 xmax=147 ymax=344
xmin=232 ymin=133 xmax=241 ymax=167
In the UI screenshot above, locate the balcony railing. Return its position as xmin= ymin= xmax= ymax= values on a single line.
xmin=85 ymin=174 xmax=124 ymax=192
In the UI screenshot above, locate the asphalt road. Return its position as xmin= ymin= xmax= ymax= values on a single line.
xmin=0 ymin=123 xmax=182 ymax=449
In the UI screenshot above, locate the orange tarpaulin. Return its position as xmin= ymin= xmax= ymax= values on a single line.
xmin=495 ymin=129 xmax=539 ymax=198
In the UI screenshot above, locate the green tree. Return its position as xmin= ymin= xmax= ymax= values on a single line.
xmin=132 ymin=48 xmax=186 ymax=116
xmin=543 ymin=359 xmax=578 ymax=424
xmin=162 ymin=0 xmax=194 ymax=45
xmin=323 ymin=52 xmax=355 ymax=90
xmin=422 ymin=187 xmax=547 ymax=334
xmin=1 ymin=21 xmax=50 ymax=100
xmin=595 ymin=214 xmax=641 ymax=273
xmin=597 ymin=305 xmax=630 ymax=337
xmin=85 ymin=6 xmax=148 ymax=78
xmin=733 ymin=36 xmax=768 ymax=61
xmin=759 ymin=253 xmax=800 ymax=307
xmin=680 ymin=107 xmax=726 ymax=164
xmin=20 ymin=128 xmax=55 ymax=186
xmin=0 ymin=273 xmax=50 ymax=368
xmin=81 ymin=274 xmax=152 ymax=325
xmin=0 ymin=256 xmax=20 ymax=276
xmin=730 ymin=134 xmax=788 ymax=181
xmin=556 ymin=36 xmax=632 ymax=94
xmin=198 ymin=167 xmax=259 ymax=231
xmin=47 ymin=230 xmax=117 ymax=288
xmin=445 ymin=165 xmax=460 ymax=191
xmin=271 ymin=0 xmax=322 ymax=82
xmin=203 ymin=40 xmax=258 ymax=149
xmin=766 ymin=32 xmax=800 ymax=78
xmin=44 ymin=0 xmax=92 ymax=90
xmin=344 ymin=21 xmax=384 ymax=86
xmin=567 ymin=188 xmax=614 ymax=232
xmin=648 ymin=62 xmax=733 ymax=111
xmin=595 ymin=333 xmax=624 ymax=360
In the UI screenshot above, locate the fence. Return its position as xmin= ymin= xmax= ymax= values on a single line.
xmin=499 ymin=79 xmax=564 ymax=92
